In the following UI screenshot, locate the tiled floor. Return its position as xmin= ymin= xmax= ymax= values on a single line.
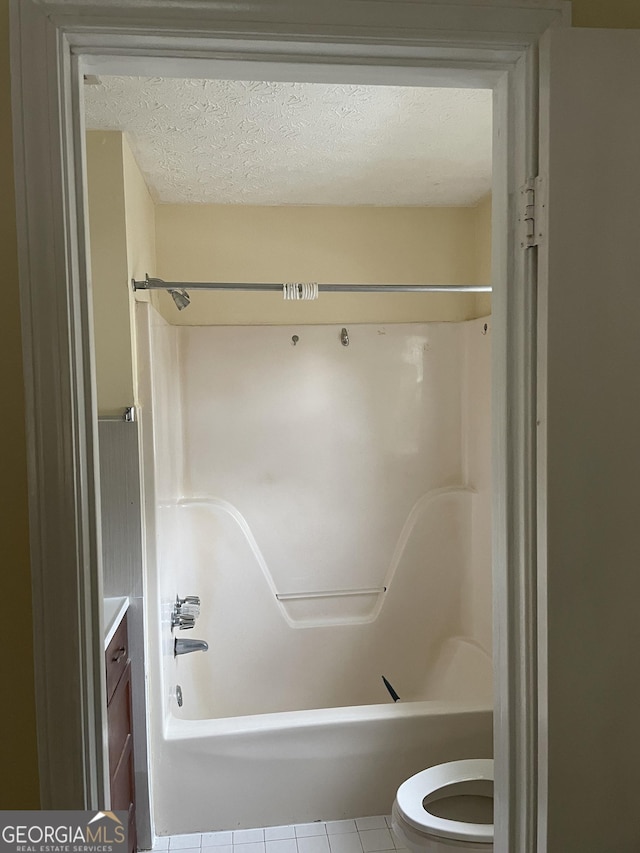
xmin=152 ymin=816 xmax=407 ymax=853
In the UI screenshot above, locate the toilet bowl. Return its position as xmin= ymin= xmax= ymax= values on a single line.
xmin=392 ymin=759 xmax=493 ymax=853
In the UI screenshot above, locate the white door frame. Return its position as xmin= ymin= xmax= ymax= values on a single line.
xmin=10 ymin=0 xmax=568 ymax=849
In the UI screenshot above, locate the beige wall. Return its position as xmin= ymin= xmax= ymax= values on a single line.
xmin=123 ymin=139 xmax=157 ymax=290
xmin=4 ymin=0 xmax=640 ymax=809
xmin=87 ymin=131 xmax=157 ymax=415
xmin=155 ymin=204 xmax=486 ymax=324
xmin=572 ymin=0 xmax=640 ymax=26
xmin=87 ymin=132 xmax=133 ymax=415
xmin=122 ymin=134 xmax=157 ymax=402
xmin=473 ymin=194 xmax=492 ymax=317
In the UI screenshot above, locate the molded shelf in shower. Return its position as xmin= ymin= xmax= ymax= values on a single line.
xmin=177 ymin=487 xmax=475 ymax=629
xmin=275 ymin=587 xmax=384 ymax=624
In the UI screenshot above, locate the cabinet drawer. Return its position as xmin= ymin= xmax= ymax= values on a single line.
xmin=106 ymin=615 xmax=129 ymax=703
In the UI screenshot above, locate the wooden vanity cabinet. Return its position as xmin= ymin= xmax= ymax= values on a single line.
xmin=106 ymin=613 xmax=137 ymax=853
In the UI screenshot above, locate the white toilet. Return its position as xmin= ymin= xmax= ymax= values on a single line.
xmin=392 ymin=759 xmax=493 ymax=853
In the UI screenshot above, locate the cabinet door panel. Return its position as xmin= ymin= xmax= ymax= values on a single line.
xmin=107 ymin=661 xmax=133 ymax=777
xmin=111 ymin=736 xmax=134 ymax=811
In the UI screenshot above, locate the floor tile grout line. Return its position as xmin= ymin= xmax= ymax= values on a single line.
xmin=159 ymin=817 xmax=403 ymax=853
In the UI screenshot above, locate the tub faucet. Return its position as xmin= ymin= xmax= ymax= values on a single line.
xmin=174 ymin=638 xmax=209 ymax=656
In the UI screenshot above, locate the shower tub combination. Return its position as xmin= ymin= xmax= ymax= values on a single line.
xmin=136 ymin=305 xmax=493 ymax=834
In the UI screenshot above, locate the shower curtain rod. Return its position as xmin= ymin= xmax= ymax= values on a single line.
xmin=132 ymin=275 xmax=492 ymax=294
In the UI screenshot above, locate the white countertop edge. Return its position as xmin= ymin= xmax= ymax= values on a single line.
xmin=104 ymin=596 xmax=130 ymax=649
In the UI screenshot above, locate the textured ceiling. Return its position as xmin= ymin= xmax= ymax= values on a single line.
xmin=83 ymin=77 xmax=492 ymax=206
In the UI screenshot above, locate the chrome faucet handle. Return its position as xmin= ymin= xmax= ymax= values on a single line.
xmin=171 ymin=596 xmax=200 ymax=629
xmin=171 ymin=611 xmax=195 ymax=629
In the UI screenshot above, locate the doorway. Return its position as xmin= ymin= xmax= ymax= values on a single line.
xmin=85 ymin=73 xmax=494 ymax=835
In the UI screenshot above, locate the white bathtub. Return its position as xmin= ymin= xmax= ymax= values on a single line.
xmin=152 ymin=700 xmax=492 ymax=835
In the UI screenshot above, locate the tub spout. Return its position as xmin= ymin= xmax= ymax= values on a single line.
xmin=174 ymin=638 xmax=209 ymax=656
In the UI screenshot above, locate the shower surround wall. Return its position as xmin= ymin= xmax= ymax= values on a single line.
xmin=137 ymin=304 xmax=492 ymax=832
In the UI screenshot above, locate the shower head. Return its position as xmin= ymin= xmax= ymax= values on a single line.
xmin=169 ymin=288 xmax=191 ymax=311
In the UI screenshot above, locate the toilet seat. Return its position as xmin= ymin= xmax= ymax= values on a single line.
xmin=395 ymin=759 xmax=493 ymax=844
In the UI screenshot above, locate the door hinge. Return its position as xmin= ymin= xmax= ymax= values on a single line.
xmin=519 ymin=176 xmax=545 ymax=248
